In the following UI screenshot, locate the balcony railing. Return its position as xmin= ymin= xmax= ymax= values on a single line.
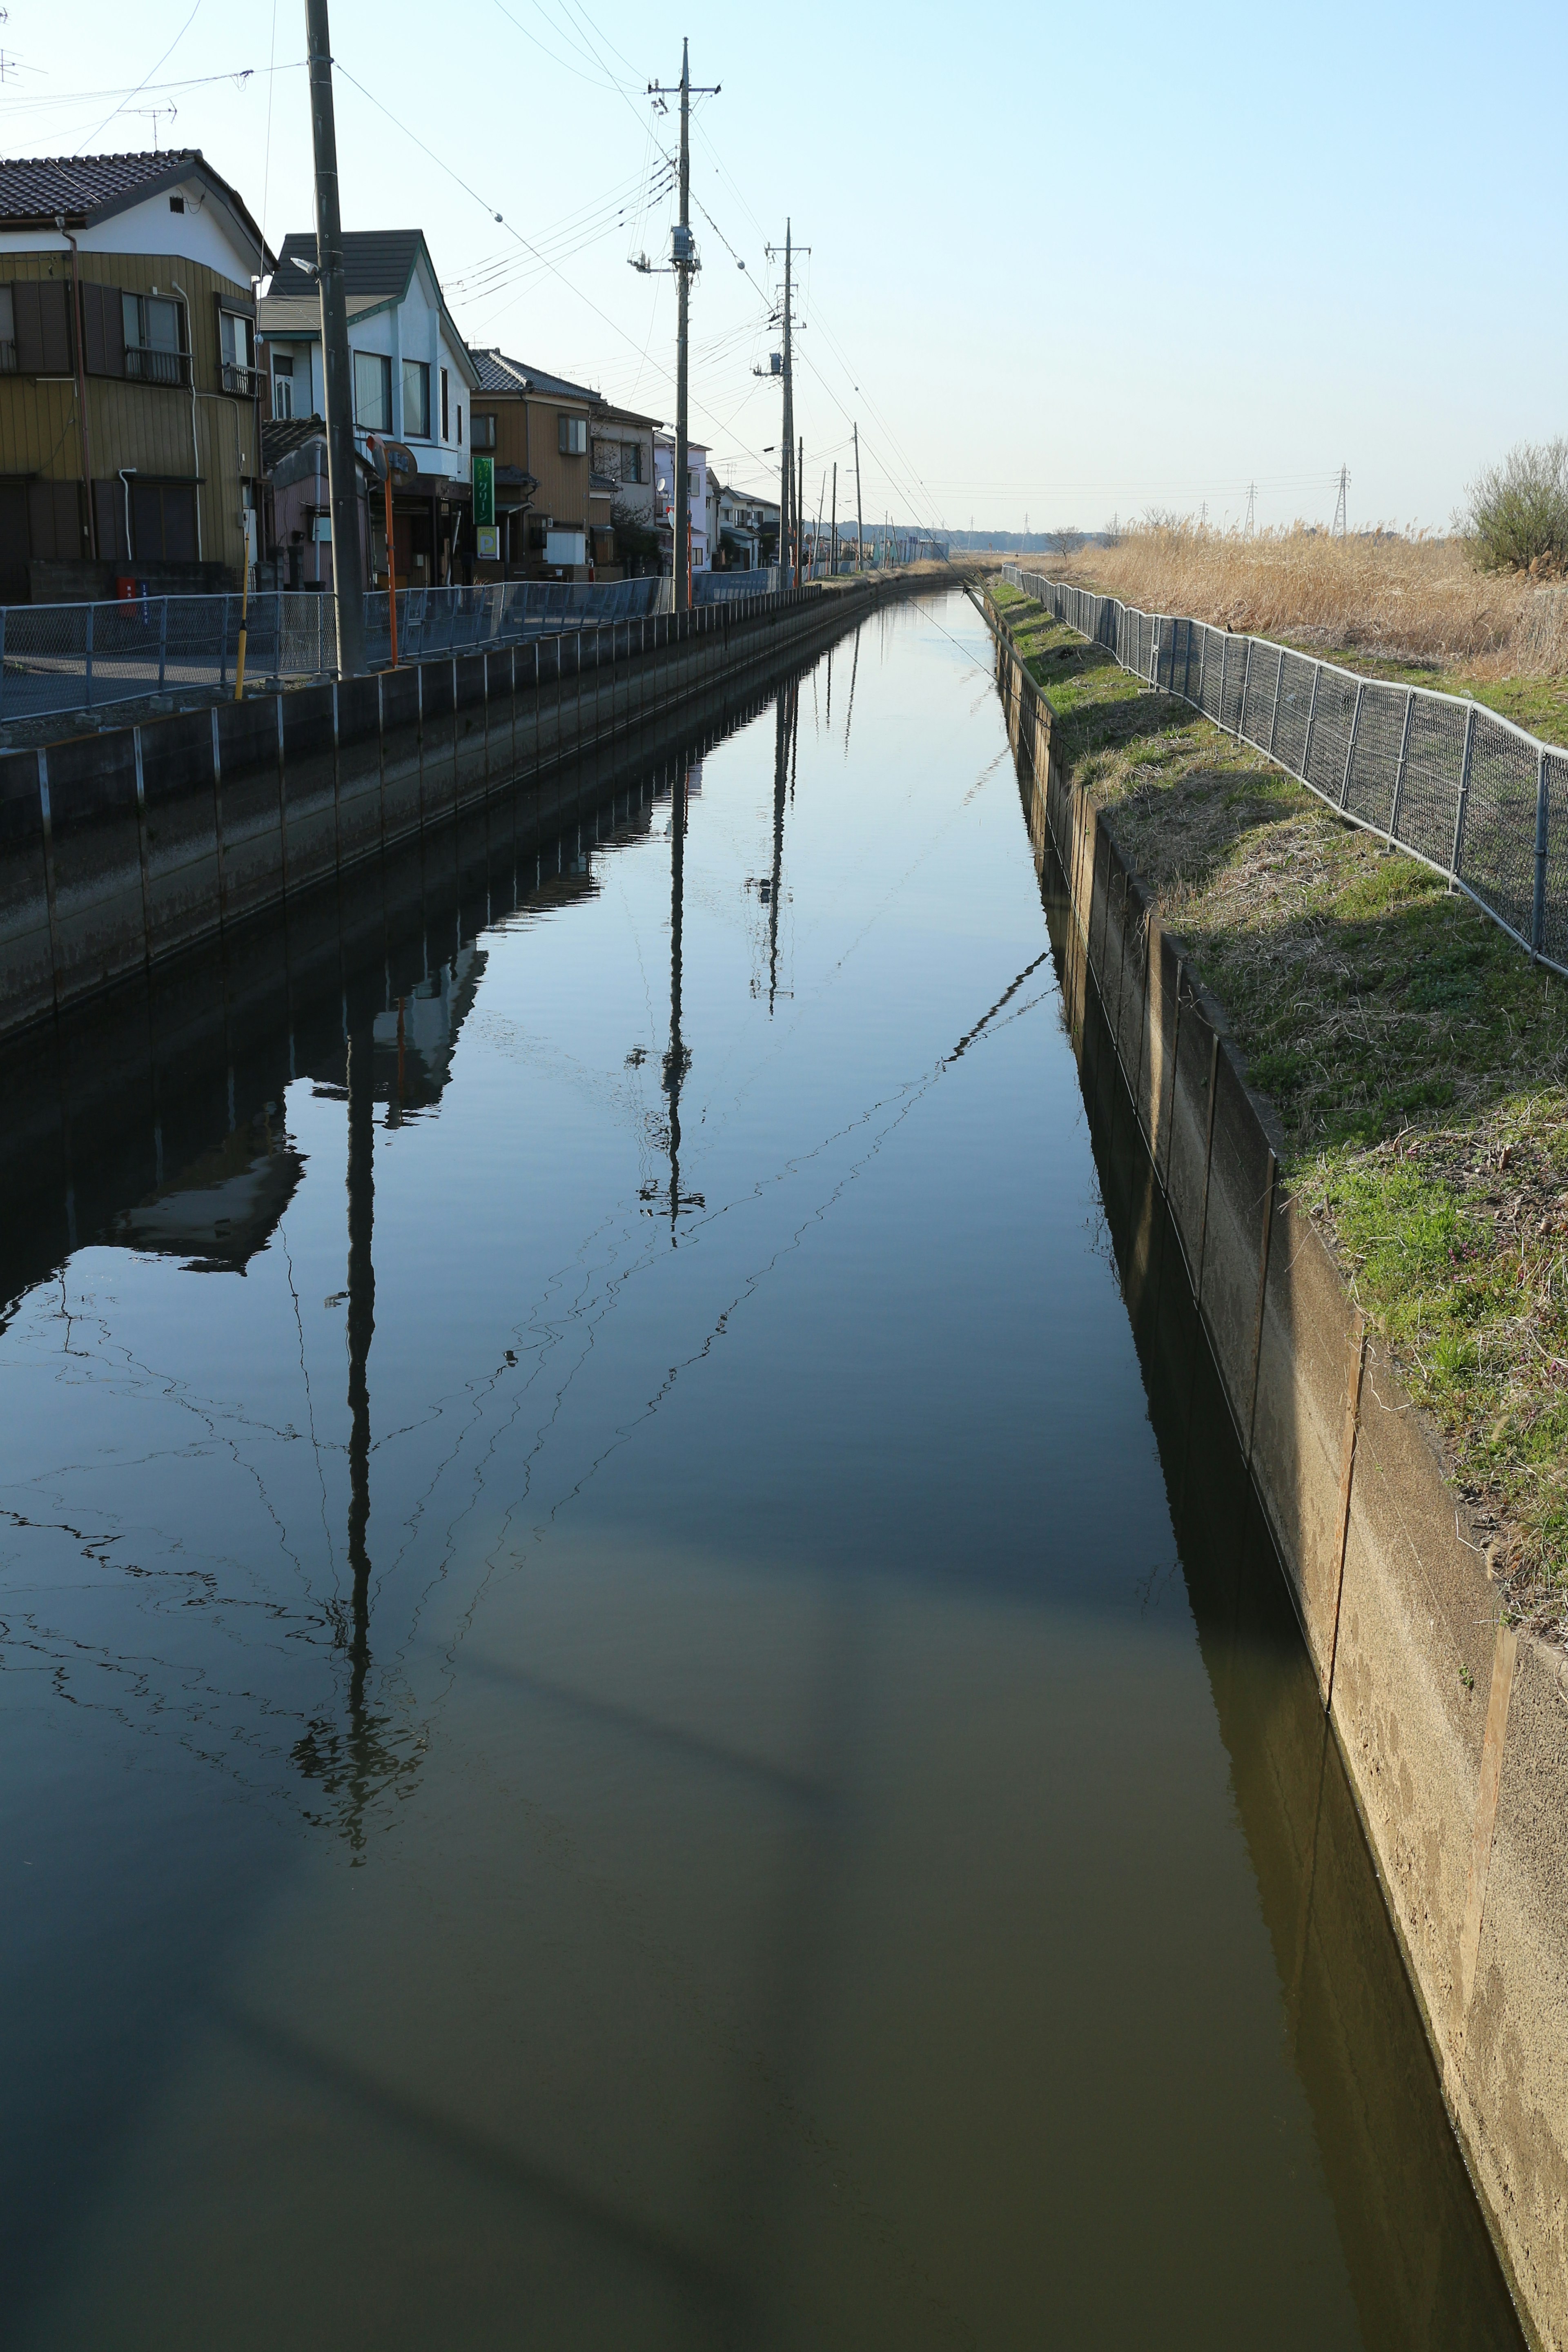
xmin=219 ymin=361 xmax=262 ymax=398
xmin=125 ymin=345 xmax=190 ymax=388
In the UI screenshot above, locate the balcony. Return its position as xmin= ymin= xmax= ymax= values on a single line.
xmin=125 ymin=344 xmax=190 ymax=388
xmin=219 ymin=360 xmax=263 ymax=398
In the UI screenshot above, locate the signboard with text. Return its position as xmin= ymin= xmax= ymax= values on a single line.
xmin=476 ymin=526 xmax=500 ymax=562
xmin=472 ymin=455 xmax=495 ymax=528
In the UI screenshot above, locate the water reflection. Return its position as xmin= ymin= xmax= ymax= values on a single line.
xmin=0 ymin=595 xmax=1523 ymax=2349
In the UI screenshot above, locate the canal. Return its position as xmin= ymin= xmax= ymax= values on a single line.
xmin=0 ymin=589 xmax=1522 ymax=2348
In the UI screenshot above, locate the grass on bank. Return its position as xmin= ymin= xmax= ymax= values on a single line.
xmin=992 ymin=581 xmax=1568 ymax=1635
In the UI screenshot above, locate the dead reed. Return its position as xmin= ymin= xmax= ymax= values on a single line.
xmin=1057 ymin=521 xmax=1568 ymax=675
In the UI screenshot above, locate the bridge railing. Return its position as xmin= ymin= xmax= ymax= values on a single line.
xmin=1002 ymin=563 xmax=1568 ymax=979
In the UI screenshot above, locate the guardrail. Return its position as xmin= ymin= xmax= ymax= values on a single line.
xmin=1002 ymin=564 xmax=1568 ymax=978
xmin=0 ymin=577 xmax=676 ymax=725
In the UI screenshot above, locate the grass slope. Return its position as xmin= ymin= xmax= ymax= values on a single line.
xmin=994 ymin=581 xmax=1568 ymax=1631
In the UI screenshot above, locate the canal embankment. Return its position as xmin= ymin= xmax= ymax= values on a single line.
xmin=0 ymin=575 xmax=915 ymax=1046
xmin=978 ymin=580 xmax=1568 ymax=2352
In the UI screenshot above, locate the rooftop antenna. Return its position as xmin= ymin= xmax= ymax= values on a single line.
xmin=129 ymin=103 xmax=177 ymax=149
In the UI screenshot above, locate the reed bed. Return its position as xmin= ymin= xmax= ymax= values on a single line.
xmin=1056 ymin=522 xmax=1568 ymax=675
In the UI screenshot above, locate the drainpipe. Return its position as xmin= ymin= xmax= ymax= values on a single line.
xmin=55 ymin=216 xmax=98 ymax=560
xmin=118 ymin=467 xmax=136 ymax=560
xmin=168 ymin=280 xmax=203 ymax=559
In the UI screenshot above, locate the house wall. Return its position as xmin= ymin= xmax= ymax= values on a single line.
xmin=653 ymin=437 xmax=710 ymax=570
xmin=470 ymin=390 xmax=596 ymax=575
xmin=0 ymin=247 xmax=257 ymax=592
xmin=2 ymin=177 xmax=259 ymax=279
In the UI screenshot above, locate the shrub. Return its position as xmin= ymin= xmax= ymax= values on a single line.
xmin=1459 ymin=439 xmax=1568 ymax=575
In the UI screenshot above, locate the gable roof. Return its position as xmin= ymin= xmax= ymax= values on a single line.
xmin=272 ymin=229 xmax=476 ymax=381
xmin=0 ymin=149 xmax=270 ymax=271
xmin=469 ymin=347 xmax=599 ymax=404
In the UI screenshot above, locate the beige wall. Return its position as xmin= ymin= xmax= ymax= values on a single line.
xmin=0 ymin=247 xmax=256 ymax=582
xmin=471 ymin=388 xmax=594 ymax=566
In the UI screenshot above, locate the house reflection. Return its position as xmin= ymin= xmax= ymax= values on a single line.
xmin=111 ymin=1109 xmax=304 ymax=1274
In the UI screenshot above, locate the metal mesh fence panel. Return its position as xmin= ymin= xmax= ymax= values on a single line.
xmin=1243 ymin=642 xmax=1281 ymax=753
xmin=1272 ymin=652 xmax=1316 ymax=775
xmin=1304 ymin=667 xmax=1359 ymax=804
xmin=1396 ymin=696 xmax=1468 ymax=872
xmin=1344 ymin=682 xmax=1406 ymax=831
xmin=1461 ymin=719 xmax=1543 ymax=949
xmin=1218 ymin=639 xmax=1247 ymax=734
xmin=1198 ymin=629 xmax=1225 ymax=722
xmin=1541 ymin=754 xmax=1568 ymax=968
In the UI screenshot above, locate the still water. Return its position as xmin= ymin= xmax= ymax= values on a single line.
xmin=0 ymin=592 xmax=1521 ymax=2348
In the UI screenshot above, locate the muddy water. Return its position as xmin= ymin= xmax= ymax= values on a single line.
xmin=0 ymin=592 xmax=1521 ymax=2348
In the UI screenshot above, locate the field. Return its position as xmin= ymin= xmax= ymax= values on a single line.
xmin=1049 ymin=523 xmax=1568 ymax=740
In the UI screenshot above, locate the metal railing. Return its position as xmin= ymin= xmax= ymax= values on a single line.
xmin=0 ymin=574 xmax=805 ymax=725
xmin=124 ymin=345 xmax=189 ymax=387
xmin=1002 ymin=564 xmax=1568 ymax=977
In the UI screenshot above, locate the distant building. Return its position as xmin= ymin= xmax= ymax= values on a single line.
xmin=715 ymin=484 xmax=775 ymax=570
xmin=0 ymin=149 xmax=270 ymax=603
xmin=653 ymin=433 xmax=711 ymax=574
xmin=468 ymin=348 xmax=606 ymax=579
xmin=591 ymin=402 xmax=662 ymax=574
xmin=258 ymin=229 xmax=477 ymax=592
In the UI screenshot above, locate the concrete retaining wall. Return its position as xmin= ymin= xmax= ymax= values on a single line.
xmin=984 ymin=590 xmax=1568 ymax=2352
xmin=0 ymin=585 xmax=873 ymax=1045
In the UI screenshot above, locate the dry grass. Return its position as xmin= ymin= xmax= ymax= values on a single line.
xmin=1057 ymin=520 xmax=1568 ymax=676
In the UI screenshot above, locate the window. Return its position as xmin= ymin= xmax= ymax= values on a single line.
xmin=402 ymin=358 xmax=430 ymax=438
xmin=471 ymin=412 xmax=497 ymax=451
xmin=219 ymin=309 xmax=255 ymax=394
xmin=272 ymin=354 xmax=294 ymax=419
xmin=121 ymin=292 xmax=186 ymax=385
xmin=440 ymin=367 xmax=449 ymax=441
xmin=457 ymin=403 xmax=462 ymax=447
xmin=558 ymin=413 xmax=587 ymax=457
xmin=353 ymin=349 xmax=391 ymax=431
xmin=129 ymin=480 xmax=198 ymax=563
xmin=621 ymin=441 xmax=643 ymax=484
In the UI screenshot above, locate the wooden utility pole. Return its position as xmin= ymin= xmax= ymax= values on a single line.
xmin=853 ymin=421 xmax=863 ymax=573
xmin=646 ymin=43 xmax=717 ymax=609
xmin=781 ymin=225 xmax=793 ymax=583
xmin=796 ymin=435 xmax=803 ymax=577
xmin=831 ymin=461 xmax=837 ymax=577
xmin=305 ymin=0 xmax=365 ymax=676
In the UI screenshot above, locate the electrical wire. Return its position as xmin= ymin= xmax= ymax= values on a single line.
xmin=85 ymin=0 xmax=206 ymax=142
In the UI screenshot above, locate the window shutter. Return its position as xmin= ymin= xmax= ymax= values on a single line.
xmin=28 ymin=479 xmax=83 ymax=559
xmin=13 ymin=279 xmax=74 ymax=375
xmin=82 ymin=284 xmax=126 ymax=377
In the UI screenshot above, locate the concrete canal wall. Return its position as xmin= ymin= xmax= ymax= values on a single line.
xmin=982 ymin=594 xmax=1568 ymax=2352
xmin=0 ymin=582 xmax=881 ymax=1045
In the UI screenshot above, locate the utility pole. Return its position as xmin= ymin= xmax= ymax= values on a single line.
xmin=831 ymin=461 xmax=836 ymax=577
xmin=645 ymin=42 xmax=718 ymax=609
xmin=797 ymin=436 xmax=804 ymax=576
xmin=305 ymin=0 xmax=365 ymax=677
xmin=853 ymin=422 xmax=863 ymax=573
xmin=763 ymin=223 xmax=808 ymax=586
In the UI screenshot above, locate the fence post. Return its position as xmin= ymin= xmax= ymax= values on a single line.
xmin=1532 ymin=746 xmax=1549 ymax=959
xmin=1388 ymin=689 xmax=1416 ymax=848
xmin=220 ymin=593 xmax=230 ymax=690
xmin=37 ymin=750 xmax=62 ymax=1010
xmin=1339 ymin=679 xmax=1364 ymax=808
xmin=84 ymin=602 xmax=95 ymax=711
xmin=1238 ymin=638 xmax=1253 ymax=739
xmin=1217 ymin=633 xmax=1229 ymax=729
xmin=1450 ymin=703 xmax=1477 ymax=879
xmin=156 ymin=598 xmax=168 ymax=692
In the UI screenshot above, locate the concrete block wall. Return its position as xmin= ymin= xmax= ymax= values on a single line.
xmin=984 ymin=591 xmax=1568 ymax=2352
xmin=0 ymin=586 xmax=871 ymax=1045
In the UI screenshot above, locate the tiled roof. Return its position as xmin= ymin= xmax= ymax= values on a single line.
xmin=469 ymin=346 xmax=599 ymax=403
xmin=262 ymin=415 xmax=324 ymax=470
xmin=0 ymin=150 xmax=268 ymax=265
xmin=256 ymin=292 xmax=390 ymax=336
xmin=275 ymin=229 xmax=426 ymax=301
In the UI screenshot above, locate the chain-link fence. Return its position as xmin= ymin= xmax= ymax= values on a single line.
xmin=0 ymin=576 xmax=690 ymax=725
xmin=1003 ymin=565 xmax=1568 ymax=977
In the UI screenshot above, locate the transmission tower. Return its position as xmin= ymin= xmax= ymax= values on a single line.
xmin=1243 ymin=481 xmax=1256 ymax=536
xmin=1332 ymin=464 xmax=1349 ymax=538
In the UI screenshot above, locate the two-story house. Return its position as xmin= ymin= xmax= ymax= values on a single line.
xmin=468 ymin=350 xmax=611 ymax=581
xmin=258 ymin=229 xmax=478 ymax=592
xmin=653 ymin=433 xmax=711 ymax=575
xmin=715 ymin=483 xmax=773 ymax=571
xmin=589 ymin=402 xmax=661 ymax=575
xmin=0 ymin=149 xmax=269 ymax=603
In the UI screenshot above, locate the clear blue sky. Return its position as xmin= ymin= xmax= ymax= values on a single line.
xmin=6 ymin=0 xmax=1564 ymax=535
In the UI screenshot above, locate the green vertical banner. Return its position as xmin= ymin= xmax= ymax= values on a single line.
xmin=472 ymin=454 xmax=495 ymax=528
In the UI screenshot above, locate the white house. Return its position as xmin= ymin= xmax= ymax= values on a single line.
xmin=257 ymin=229 xmax=479 ymax=592
xmin=653 ymin=433 xmax=710 ymax=574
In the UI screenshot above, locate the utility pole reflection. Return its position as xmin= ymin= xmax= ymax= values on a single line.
xmin=658 ymin=761 xmax=702 ymax=1238
xmin=346 ymin=1016 xmax=376 ymax=1709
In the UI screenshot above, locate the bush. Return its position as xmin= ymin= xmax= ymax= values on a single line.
xmin=1459 ymin=439 xmax=1568 ymax=575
